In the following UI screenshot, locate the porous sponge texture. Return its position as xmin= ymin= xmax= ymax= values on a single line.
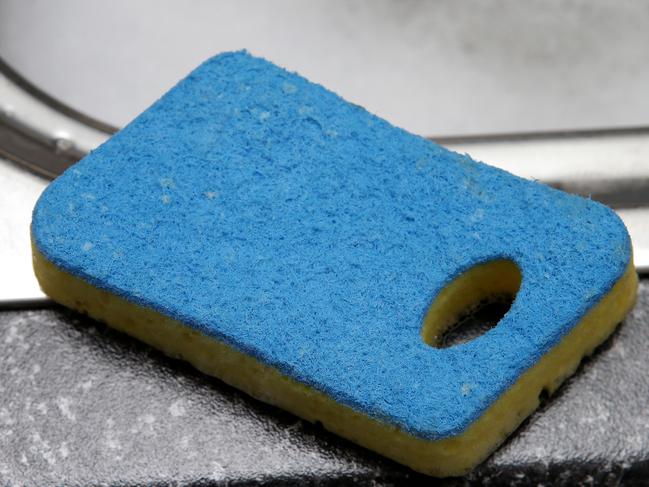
xmin=32 ymin=51 xmax=633 ymax=443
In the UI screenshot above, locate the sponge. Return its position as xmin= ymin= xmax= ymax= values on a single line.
xmin=31 ymin=51 xmax=637 ymax=476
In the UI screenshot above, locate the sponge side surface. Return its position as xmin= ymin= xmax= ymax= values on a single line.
xmin=31 ymin=51 xmax=633 ymax=440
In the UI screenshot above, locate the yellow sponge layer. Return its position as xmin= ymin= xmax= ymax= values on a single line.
xmin=33 ymin=245 xmax=637 ymax=476
xmin=421 ymin=259 xmax=523 ymax=347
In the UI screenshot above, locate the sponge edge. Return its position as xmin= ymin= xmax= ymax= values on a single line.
xmin=29 ymin=51 xmax=639 ymax=476
xmin=32 ymin=243 xmax=637 ymax=476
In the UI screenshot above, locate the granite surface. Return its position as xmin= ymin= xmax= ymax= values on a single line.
xmin=0 ymin=281 xmax=648 ymax=485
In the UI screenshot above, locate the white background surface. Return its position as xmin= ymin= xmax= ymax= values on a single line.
xmin=2 ymin=0 xmax=649 ymax=136
xmin=1 ymin=0 xmax=649 ymax=302
xmin=0 ymin=158 xmax=46 ymax=303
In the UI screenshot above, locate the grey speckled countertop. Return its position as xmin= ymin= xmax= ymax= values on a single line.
xmin=1 ymin=281 xmax=649 ymax=485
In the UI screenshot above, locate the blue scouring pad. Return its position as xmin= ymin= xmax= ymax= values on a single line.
xmin=31 ymin=51 xmax=637 ymax=476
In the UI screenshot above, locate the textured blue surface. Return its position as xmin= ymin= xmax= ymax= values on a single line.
xmin=32 ymin=51 xmax=631 ymax=440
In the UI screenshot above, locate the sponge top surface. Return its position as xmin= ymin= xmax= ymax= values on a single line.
xmin=32 ymin=51 xmax=631 ymax=439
